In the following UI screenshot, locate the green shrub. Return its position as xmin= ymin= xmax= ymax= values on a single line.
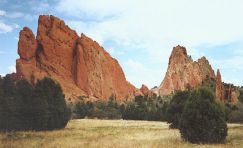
xmin=122 ymin=95 xmax=168 ymax=121
xmin=0 ymin=77 xmax=70 ymax=131
xmin=35 ymin=77 xmax=71 ymax=130
xmin=238 ymin=90 xmax=243 ymax=103
xmin=73 ymin=94 xmax=168 ymax=121
xmin=179 ymin=88 xmax=227 ymax=143
xmin=166 ymin=90 xmax=190 ymax=128
xmin=73 ymin=101 xmax=90 ymax=118
xmin=227 ymin=102 xmax=243 ymax=123
xmin=73 ymin=96 xmax=122 ymax=120
xmin=228 ymin=110 xmax=243 ymax=123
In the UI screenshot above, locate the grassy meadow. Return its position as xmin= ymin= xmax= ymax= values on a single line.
xmin=0 ymin=119 xmax=243 ymax=148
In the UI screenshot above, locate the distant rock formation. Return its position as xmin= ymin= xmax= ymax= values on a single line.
xmin=139 ymin=84 xmax=155 ymax=97
xmin=215 ymin=69 xmax=238 ymax=103
xmin=156 ymin=45 xmax=238 ymax=102
xmin=157 ymin=45 xmax=215 ymax=96
xmin=215 ymin=69 xmax=224 ymax=101
xmin=222 ymin=83 xmax=238 ymax=103
xmin=16 ymin=15 xmax=138 ymax=102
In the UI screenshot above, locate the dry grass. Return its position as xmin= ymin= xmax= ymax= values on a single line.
xmin=0 ymin=119 xmax=243 ymax=148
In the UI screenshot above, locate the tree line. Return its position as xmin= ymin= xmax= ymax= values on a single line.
xmin=72 ymin=95 xmax=169 ymax=121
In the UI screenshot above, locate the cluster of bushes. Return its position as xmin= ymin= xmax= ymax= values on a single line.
xmin=225 ymin=102 xmax=243 ymax=123
xmin=166 ymin=88 xmax=228 ymax=143
xmin=73 ymin=95 xmax=169 ymax=121
xmin=0 ymin=76 xmax=70 ymax=131
xmin=73 ymin=96 xmax=121 ymax=119
xmin=122 ymin=95 xmax=168 ymax=121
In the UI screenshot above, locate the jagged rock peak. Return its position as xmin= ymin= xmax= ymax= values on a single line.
xmin=140 ymin=84 xmax=150 ymax=95
xmin=18 ymin=27 xmax=37 ymax=61
xmin=171 ymin=45 xmax=187 ymax=56
xmin=158 ymin=45 xmax=215 ymax=96
xmin=216 ymin=69 xmax=224 ymax=101
xmin=216 ymin=69 xmax=221 ymax=78
xmin=197 ymin=56 xmax=212 ymax=68
xmin=169 ymin=45 xmax=192 ymax=65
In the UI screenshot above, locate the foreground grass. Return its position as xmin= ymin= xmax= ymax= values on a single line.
xmin=0 ymin=119 xmax=243 ymax=148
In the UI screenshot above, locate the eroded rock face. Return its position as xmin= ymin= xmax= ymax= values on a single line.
xmin=16 ymin=15 xmax=137 ymax=102
xmin=139 ymin=84 xmax=155 ymax=97
xmin=140 ymin=84 xmax=150 ymax=95
xmin=223 ymin=83 xmax=238 ymax=103
xmin=74 ymin=34 xmax=137 ymax=100
xmin=158 ymin=45 xmax=215 ymax=96
xmin=216 ymin=69 xmax=224 ymax=101
xmin=18 ymin=27 xmax=37 ymax=60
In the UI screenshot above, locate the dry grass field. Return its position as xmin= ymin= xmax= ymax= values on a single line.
xmin=0 ymin=119 xmax=243 ymax=148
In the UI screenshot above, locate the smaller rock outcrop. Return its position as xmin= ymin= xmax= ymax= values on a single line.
xmin=139 ymin=84 xmax=155 ymax=97
xmin=140 ymin=84 xmax=150 ymax=95
xmin=215 ymin=70 xmax=238 ymax=103
xmin=215 ymin=69 xmax=224 ymax=101
xmin=223 ymin=83 xmax=238 ymax=103
xmin=18 ymin=27 xmax=37 ymax=60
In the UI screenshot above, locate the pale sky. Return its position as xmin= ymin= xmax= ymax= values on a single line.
xmin=1 ymin=0 xmax=243 ymax=88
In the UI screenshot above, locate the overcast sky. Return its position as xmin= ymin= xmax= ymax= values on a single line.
xmin=1 ymin=0 xmax=243 ymax=88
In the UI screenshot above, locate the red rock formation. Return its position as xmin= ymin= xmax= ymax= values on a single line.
xmin=231 ymin=91 xmax=238 ymax=103
xmin=215 ymin=69 xmax=238 ymax=103
xmin=18 ymin=27 xmax=37 ymax=60
xmin=157 ymin=45 xmax=215 ymax=95
xmin=140 ymin=84 xmax=150 ymax=95
xmin=215 ymin=69 xmax=224 ymax=101
xmin=223 ymin=83 xmax=238 ymax=103
xmin=230 ymin=91 xmax=238 ymax=103
xmin=156 ymin=45 xmax=238 ymax=103
xmin=16 ymin=15 xmax=137 ymax=102
xmin=139 ymin=84 xmax=155 ymax=97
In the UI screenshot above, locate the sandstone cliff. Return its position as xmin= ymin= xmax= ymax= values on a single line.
xmin=16 ymin=15 xmax=138 ymax=102
xmin=158 ymin=45 xmax=215 ymax=96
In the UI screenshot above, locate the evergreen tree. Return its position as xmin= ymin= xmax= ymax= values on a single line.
xmin=166 ymin=90 xmax=190 ymax=128
xmin=179 ymin=87 xmax=227 ymax=143
xmin=0 ymin=77 xmax=70 ymax=131
xmin=2 ymin=75 xmax=16 ymax=97
xmin=74 ymin=101 xmax=89 ymax=118
xmin=35 ymin=77 xmax=70 ymax=130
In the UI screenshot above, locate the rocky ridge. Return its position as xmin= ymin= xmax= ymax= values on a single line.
xmin=16 ymin=15 xmax=139 ymax=102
